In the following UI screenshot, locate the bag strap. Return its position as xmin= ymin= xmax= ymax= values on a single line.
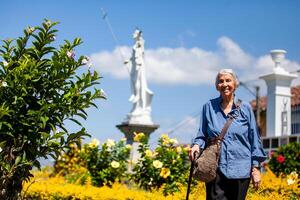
xmin=218 ymin=99 xmax=242 ymax=140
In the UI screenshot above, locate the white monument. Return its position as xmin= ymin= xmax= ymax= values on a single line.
xmin=117 ymin=29 xmax=159 ymax=146
xmin=116 ymin=29 xmax=159 ymax=166
xmin=260 ymin=49 xmax=297 ymax=137
xmin=124 ymin=29 xmax=154 ymax=125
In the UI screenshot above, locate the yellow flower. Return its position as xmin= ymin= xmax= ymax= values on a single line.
xmin=153 ymin=160 xmax=163 ymax=169
xmin=161 ymin=134 xmax=170 ymax=145
xmin=169 ymin=138 xmax=178 ymax=144
xmin=22 ymin=166 xmax=300 ymax=199
xmin=111 ymin=161 xmax=120 ymax=168
xmin=133 ymin=132 xmax=145 ymax=142
xmin=121 ymin=138 xmax=127 ymax=142
xmin=125 ymin=144 xmax=132 ymax=150
xmin=161 ymin=134 xmax=169 ymax=140
xmin=160 ymin=167 xmax=171 ymax=179
xmin=184 ymin=146 xmax=190 ymax=152
xmin=287 ymin=178 xmax=295 ymax=185
xmin=89 ymin=139 xmax=100 ymax=148
xmin=176 ymin=146 xmax=182 ymax=153
xmin=152 ymin=151 xmax=159 ymax=157
xmin=145 ymin=150 xmax=152 ymax=157
xmin=286 ymin=171 xmax=298 ymax=185
xmin=106 ymin=139 xmax=115 ymax=148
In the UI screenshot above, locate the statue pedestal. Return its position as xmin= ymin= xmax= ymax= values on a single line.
xmin=116 ymin=123 xmax=159 ymax=170
xmin=116 ymin=123 xmax=159 ymax=144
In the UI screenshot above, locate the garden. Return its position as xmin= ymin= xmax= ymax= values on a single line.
xmin=23 ymin=134 xmax=299 ymax=199
xmin=0 ymin=20 xmax=299 ymax=200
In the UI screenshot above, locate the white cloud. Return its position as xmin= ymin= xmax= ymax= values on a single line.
xmin=90 ymin=47 xmax=131 ymax=79
xmin=217 ymin=36 xmax=254 ymax=68
xmin=90 ymin=36 xmax=300 ymax=86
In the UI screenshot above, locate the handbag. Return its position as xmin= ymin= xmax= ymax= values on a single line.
xmin=192 ymin=100 xmax=241 ymax=183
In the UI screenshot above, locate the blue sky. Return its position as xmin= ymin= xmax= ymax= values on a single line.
xmin=1 ymin=0 xmax=300 ymax=146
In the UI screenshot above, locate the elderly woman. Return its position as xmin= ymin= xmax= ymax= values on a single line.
xmin=189 ymin=69 xmax=266 ymax=200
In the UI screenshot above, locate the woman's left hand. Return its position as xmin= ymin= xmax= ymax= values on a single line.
xmin=251 ymin=167 xmax=261 ymax=190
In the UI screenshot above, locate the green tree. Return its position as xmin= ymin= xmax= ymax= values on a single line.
xmin=0 ymin=20 xmax=105 ymax=199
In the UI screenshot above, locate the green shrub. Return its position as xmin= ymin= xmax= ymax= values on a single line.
xmin=85 ymin=139 xmax=131 ymax=186
xmin=268 ymin=142 xmax=300 ymax=176
xmin=131 ymin=133 xmax=189 ymax=195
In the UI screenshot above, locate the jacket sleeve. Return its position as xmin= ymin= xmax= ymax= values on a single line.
xmin=246 ymin=103 xmax=267 ymax=167
xmin=192 ymin=104 xmax=207 ymax=149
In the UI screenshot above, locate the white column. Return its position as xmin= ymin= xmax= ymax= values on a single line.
xmin=260 ymin=50 xmax=297 ymax=137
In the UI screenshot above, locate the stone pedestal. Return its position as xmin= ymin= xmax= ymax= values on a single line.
xmin=116 ymin=123 xmax=159 ymax=144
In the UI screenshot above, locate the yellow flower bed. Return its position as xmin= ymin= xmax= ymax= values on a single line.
xmin=23 ymin=167 xmax=299 ymax=200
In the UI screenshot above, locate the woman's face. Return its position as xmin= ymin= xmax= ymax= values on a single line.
xmin=216 ymin=73 xmax=236 ymax=98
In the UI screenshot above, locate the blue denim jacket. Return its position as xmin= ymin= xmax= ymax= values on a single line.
xmin=193 ymin=96 xmax=267 ymax=179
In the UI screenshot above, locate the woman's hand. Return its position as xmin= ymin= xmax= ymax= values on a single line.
xmin=251 ymin=167 xmax=261 ymax=190
xmin=188 ymin=144 xmax=200 ymax=161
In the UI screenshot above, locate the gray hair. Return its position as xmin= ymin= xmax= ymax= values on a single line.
xmin=215 ymin=69 xmax=239 ymax=88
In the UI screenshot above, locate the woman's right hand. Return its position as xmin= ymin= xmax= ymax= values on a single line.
xmin=188 ymin=144 xmax=200 ymax=161
xmin=251 ymin=167 xmax=261 ymax=190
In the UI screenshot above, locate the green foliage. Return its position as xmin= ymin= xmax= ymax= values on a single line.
xmin=0 ymin=19 xmax=104 ymax=198
xmin=85 ymin=139 xmax=131 ymax=187
xmin=131 ymin=133 xmax=189 ymax=195
xmin=268 ymin=142 xmax=300 ymax=176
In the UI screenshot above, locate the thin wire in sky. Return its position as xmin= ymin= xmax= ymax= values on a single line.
xmin=149 ymin=108 xmax=201 ymax=146
xmin=167 ymin=110 xmax=201 ymax=137
xmin=100 ymin=8 xmax=130 ymax=74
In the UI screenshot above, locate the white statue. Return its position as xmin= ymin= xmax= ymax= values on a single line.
xmin=124 ymin=29 xmax=154 ymax=124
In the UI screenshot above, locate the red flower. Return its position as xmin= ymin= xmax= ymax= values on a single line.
xmin=277 ymin=155 xmax=285 ymax=163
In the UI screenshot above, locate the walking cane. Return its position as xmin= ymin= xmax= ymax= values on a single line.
xmin=186 ymin=151 xmax=199 ymax=200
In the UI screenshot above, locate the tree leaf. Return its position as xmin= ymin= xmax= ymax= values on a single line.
xmin=67 ymin=118 xmax=82 ymax=126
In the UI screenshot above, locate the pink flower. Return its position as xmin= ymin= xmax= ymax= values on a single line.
xmin=269 ymin=150 xmax=274 ymax=158
xmin=67 ymin=51 xmax=75 ymax=59
xmin=277 ymin=155 xmax=285 ymax=164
